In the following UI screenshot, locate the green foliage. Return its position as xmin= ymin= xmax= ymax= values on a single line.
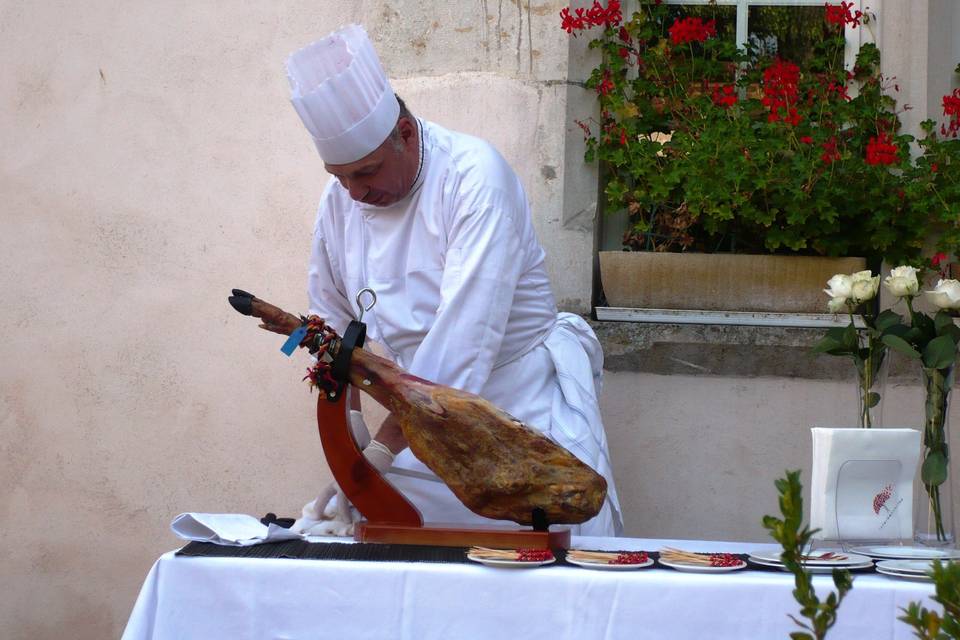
xmin=569 ymin=2 xmax=960 ymax=263
xmin=900 ymin=561 xmax=960 ymax=639
xmin=812 ymin=296 xmax=896 ymax=427
xmin=881 ymin=296 xmax=960 ymax=541
xmin=763 ymin=470 xmax=852 ymax=640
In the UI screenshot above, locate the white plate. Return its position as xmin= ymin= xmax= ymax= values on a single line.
xmin=659 ymin=558 xmax=747 ymax=573
xmin=875 ymin=566 xmax=934 ymax=581
xmin=748 ymin=557 xmax=874 ymax=574
xmin=748 ymin=549 xmax=872 ymax=566
xmin=876 ymin=560 xmax=935 ymax=574
xmin=850 ymin=545 xmax=960 ymax=560
xmin=467 ymin=554 xmax=555 ymax=568
xmin=567 ymin=557 xmax=654 ymax=571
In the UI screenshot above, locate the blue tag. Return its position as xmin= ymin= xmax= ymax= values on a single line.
xmin=280 ymin=325 xmax=308 ymax=356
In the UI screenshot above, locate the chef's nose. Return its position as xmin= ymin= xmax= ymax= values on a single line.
xmin=344 ymin=179 xmax=370 ymax=202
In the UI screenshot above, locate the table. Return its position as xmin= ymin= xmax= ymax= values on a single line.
xmin=122 ymin=536 xmax=938 ymax=640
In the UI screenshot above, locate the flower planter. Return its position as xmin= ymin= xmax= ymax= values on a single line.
xmin=599 ymin=251 xmax=867 ymax=313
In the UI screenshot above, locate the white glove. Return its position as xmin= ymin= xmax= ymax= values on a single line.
xmin=291 ymin=412 xmax=393 ymax=537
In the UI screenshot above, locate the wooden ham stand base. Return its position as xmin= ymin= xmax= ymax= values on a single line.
xmin=354 ymin=522 xmax=571 ymax=549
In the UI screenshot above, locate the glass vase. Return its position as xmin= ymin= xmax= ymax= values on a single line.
xmin=855 ymin=343 xmax=890 ymax=428
xmin=915 ymin=365 xmax=956 ymax=546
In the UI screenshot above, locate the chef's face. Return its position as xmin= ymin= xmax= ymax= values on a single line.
xmin=324 ymin=116 xmax=419 ymax=207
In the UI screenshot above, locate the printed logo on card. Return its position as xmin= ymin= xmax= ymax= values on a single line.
xmin=872 ymin=484 xmax=902 ymax=529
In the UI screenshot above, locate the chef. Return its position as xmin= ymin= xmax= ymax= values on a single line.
xmin=286 ymin=24 xmax=622 ymax=536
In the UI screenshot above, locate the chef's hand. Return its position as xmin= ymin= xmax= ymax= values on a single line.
xmin=291 ymin=411 xmax=394 ymax=536
xmin=323 ymin=438 xmax=394 ymax=522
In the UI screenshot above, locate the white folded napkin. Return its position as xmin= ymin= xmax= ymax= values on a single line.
xmin=809 ymin=428 xmax=920 ymax=542
xmin=171 ymin=513 xmax=304 ymax=547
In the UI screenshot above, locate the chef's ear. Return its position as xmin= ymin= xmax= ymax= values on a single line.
xmin=395 ymin=115 xmax=417 ymax=145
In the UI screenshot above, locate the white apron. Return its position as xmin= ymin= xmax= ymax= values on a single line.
xmin=386 ymin=313 xmax=622 ymax=536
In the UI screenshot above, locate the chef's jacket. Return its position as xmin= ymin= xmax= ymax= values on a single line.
xmin=307 ymin=119 xmax=622 ymax=536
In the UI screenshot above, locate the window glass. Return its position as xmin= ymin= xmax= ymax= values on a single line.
xmin=747 ymin=6 xmax=843 ymax=70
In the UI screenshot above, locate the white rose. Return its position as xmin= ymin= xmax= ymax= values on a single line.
xmin=926 ymin=279 xmax=960 ymax=310
xmin=851 ymin=276 xmax=880 ymax=303
xmin=824 ymin=274 xmax=853 ymax=302
xmin=889 ymin=265 xmax=919 ymax=281
xmin=827 ymin=296 xmax=848 ymax=313
xmin=884 ymin=265 xmax=919 ymax=298
xmin=850 ymin=270 xmax=880 ymax=299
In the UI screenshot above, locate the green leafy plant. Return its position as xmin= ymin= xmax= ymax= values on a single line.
xmin=562 ymin=1 xmax=960 ymax=263
xmin=900 ymin=561 xmax=960 ymax=638
xmin=763 ymin=470 xmax=852 ymax=640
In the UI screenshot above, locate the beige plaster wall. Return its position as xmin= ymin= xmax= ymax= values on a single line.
xmin=602 ymin=372 xmax=960 ymax=542
xmin=0 ymin=2 xmax=952 ymax=639
xmin=0 ymin=2 xmax=592 ymax=637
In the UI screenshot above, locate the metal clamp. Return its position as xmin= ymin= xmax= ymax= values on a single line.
xmin=327 ymin=288 xmax=376 ymax=399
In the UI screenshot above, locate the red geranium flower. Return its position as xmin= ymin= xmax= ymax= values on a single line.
xmin=866 ymin=132 xmax=898 ymax=165
xmin=712 ymin=84 xmax=737 ymax=108
xmin=668 ymin=16 xmax=716 ymax=46
xmin=560 ymin=0 xmax=622 ymax=34
xmin=596 ymin=70 xmax=615 ymax=95
xmin=825 ymin=2 xmax=862 ymax=29
xmin=943 ymin=89 xmax=960 ymax=138
xmin=800 ymin=136 xmax=814 ymax=144
xmin=820 ymin=136 xmax=841 ymax=164
xmin=826 ymin=80 xmax=851 ymax=102
xmin=762 ymin=59 xmax=801 ymax=124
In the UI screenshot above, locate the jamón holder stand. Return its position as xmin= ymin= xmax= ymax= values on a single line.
xmin=230 ymin=288 xmax=570 ymax=550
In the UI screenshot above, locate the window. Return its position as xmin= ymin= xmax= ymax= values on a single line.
xmin=664 ymin=0 xmax=863 ymax=72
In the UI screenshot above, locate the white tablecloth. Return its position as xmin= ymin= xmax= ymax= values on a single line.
xmin=122 ymin=536 xmax=938 ymax=640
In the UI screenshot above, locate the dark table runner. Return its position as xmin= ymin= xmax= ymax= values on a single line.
xmin=178 ymin=540 xmax=474 ymax=564
xmin=175 ymin=541 xmax=876 ymax=573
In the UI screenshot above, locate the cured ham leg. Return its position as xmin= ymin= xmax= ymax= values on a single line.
xmin=229 ymin=291 xmax=607 ymax=526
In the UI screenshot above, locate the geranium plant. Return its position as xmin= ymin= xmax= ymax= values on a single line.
xmin=562 ymin=1 xmax=960 ymax=264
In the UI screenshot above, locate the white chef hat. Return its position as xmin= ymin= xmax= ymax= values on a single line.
xmin=286 ymin=25 xmax=400 ymax=165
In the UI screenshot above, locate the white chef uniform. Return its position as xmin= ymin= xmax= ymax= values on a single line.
xmin=307 ymin=118 xmax=623 ymax=536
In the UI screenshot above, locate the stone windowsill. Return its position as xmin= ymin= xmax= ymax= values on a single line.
xmin=589 ymin=316 xmax=922 ymax=383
